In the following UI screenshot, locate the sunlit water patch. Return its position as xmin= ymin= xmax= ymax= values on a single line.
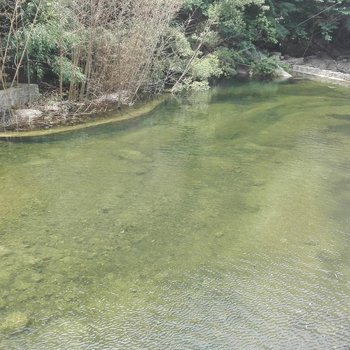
xmin=0 ymin=80 xmax=350 ymax=349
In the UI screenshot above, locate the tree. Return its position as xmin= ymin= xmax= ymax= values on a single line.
xmin=0 ymin=0 xmax=181 ymax=103
xmin=266 ymin=0 xmax=350 ymax=55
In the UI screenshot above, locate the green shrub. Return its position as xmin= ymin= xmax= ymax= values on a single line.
xmin=251 ymin=57 xmax=279 ymax=80
xmin=214 ymin=48 xmax=238 ymax=77
xmin=191 ymin=54 xmax=222 ymax=81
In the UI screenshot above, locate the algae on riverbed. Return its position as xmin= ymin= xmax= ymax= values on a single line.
xmin=0 ymin=80 xmax=350 ymax=349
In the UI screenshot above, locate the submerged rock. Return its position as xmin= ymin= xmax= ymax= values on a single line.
xmin=13 ymin=280 xmax=31 ymax=291
xmin=215 ymin=232 xmax=224 ymax=238
xmin=0 ymin=246 xmax=11 ymax=258
xmin=117 ymin=149 xmax=144 ymax=161
xmin=31 ymin=273 xmax=44 ymax=283
xmin=0 ymin=270 xmax=12 ymax=287
xmin=0 ymin=312 xmax=29 ymax=334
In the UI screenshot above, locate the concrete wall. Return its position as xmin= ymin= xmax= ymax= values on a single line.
xmin=0 ymin=84 xmax=40 ymax=112
xmin=292 ymin=65 xmax=350 ymax=86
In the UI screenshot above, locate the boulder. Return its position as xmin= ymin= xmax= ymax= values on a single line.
xmin=13 ymin=109 xmax=43 ymax=123
xmin=285 ymin=57 xmax=305 ymax=66
xmin=44 ymin=103 xmax=61 ymax=113
xmin=270 ymin=52 xmax=282 ymax=60
xmin=0 ymin=84 xmax=39 ymax=112
xmin=0 ymin=312 xmax=29 ymax=334
xmin=274 ymin=66 xmax=292 ymax=81
xmin=97 ymin=90 xmax=133 ymax=106
xmin=236 ymin=66 xmax=250 ymax=78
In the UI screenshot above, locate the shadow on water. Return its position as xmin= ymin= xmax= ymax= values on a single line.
xmin=328 ymin=114 xmax=350 ymax=121
xmin=327 ymin=123 xmax=350 ymax=135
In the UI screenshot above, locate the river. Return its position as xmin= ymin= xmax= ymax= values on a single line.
xmin=0 ymin=80 xmax=349 ymax=349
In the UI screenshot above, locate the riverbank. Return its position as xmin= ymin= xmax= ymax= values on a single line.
xmin=284 ymin=54 xmax=350 ymax=86
xmin=0 ymin=89 xmax=137 ymax=132
xmin=0 ymin=96 xmax=165 ymax=140
xmin=2 ymin=53 xmax=350 ymax=137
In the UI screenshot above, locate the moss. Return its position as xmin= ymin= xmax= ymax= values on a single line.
xmin=0 ymin=246 xmax=11 ymax=258
xmin=0 ymin=312 xmax=29 ymax=334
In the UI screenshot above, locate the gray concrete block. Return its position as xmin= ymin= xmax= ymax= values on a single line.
xmin=0 ymin=84 xmax=40 ymax=112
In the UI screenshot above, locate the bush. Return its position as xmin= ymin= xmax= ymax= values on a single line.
xmin=191 ymin=54 xmax=222 ymax=81
xmin=251 ymin=57 xmax=279 ymax=80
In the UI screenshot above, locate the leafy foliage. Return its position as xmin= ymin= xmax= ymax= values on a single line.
xmin=170 ymin=0 xmax=350 ymax=89
xmin=266 ymin=0 xmax=350 ymax=51
xmin=2 ymin=0 xmax=350 ymax=97
xmin=251 ymin=57 xmax=279 ymax=79
xmin=169 ymin=0 xmax=279 ymax=88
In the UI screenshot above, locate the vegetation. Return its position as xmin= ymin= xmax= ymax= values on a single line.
xmin=0 ymin=0 xmax=181 ymax=103
xmin=169 ymin=0 xmax=350 ymax=90
xmin=1 ymin=0 xmax=350 ymax=102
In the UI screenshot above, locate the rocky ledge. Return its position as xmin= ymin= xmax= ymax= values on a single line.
xmin=1 ymin=91 xmax=134 ymax=131
xmin=284 ymin=54 xmax=350 ymax=85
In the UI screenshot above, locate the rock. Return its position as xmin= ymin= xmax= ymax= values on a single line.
xmin=215 ymin=232 xmax=224 ymax=238
xmin=336 ymin=61 xmax=350 ymax=74
xmin=24 ymin=255 xmax=41 ymax=267
xmin=0 ymin=270 xmax=12 ymax=287
xmin=0 ymin=299 xmax=6 ymax=310
xmin=61 ymin=256 xmax=73 ymax=264
xmin=44 ymin=102 xmax=70 ymax=116
xmin=13 ymin=280 xmax=31 ymax=291
xmin=0 ymin=84 xmax=39 ymax=112
xmin=31 ymin=273 xmax=43 ymax=283
xmin=270 ymin=52 xmax=282 ymax=59
xmin=285 ymin=57 xmax=304 ymax=66
xmin=304 ymin=57 xmax=336 ymax=70
xmin=0 ymin=312 xmax=29 ymax=334
xmin=274 ymin=66 xmax=292 ymax=81
xmin=236 ymin=66 xmax=250 ymax=78
xmin=117 ymin=149 xmax=143 ymax=161
xmin=0 ymin=246 xmax=11 ymax=258
xmin=13 ymin=109 xmax=43 ymax=123
xmin=44 ymin=103 xmax=61 ymax=113
xmin=97 ymin=90 xmax=132 ymax=106
xmin=292 ymin=65 xmax=350 ymax=84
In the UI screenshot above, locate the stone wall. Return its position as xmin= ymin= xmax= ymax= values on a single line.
xmin=0 ymin=84 xmax=40 ymax=112
xmin=291 ymin=65 xmax=350 ymax=86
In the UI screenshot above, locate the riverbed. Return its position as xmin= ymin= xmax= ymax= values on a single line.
xmin=0 ymin=80 xmax=349 ymax=349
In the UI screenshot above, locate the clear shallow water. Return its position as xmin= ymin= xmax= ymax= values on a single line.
xmin=0 ymin=80 xmax=350 ymax=349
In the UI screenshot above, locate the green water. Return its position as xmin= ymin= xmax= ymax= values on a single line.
xmin=0 ymin=80 xmax=350 ymax=349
